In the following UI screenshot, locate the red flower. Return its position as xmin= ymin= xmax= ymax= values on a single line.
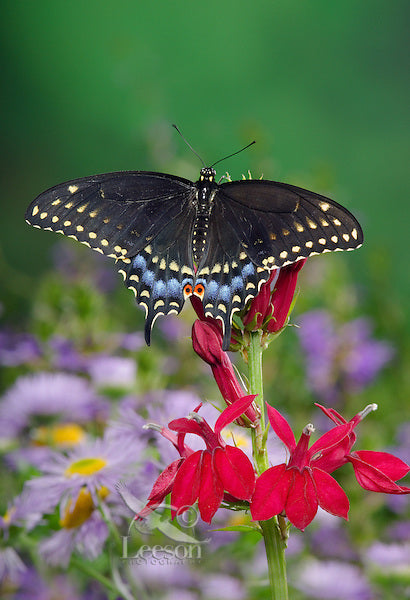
xmin=315 ymin=403 xmax=410 ymax=495
xmin=251 ymin=403 xmax=350 ymax=530
xmin=243 ymin=259 xmax=307 ymax=334
xmin=192 ymin=319 xmax=258 ymax=425
xmin=251 ymin=403 xmax=410 ymax=530
xmin=137 ymin=395 xmax=257 ymax=524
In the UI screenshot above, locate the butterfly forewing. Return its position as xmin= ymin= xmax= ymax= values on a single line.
xmin=218 ymin=180 xmax=363 ymax=268
xmin=25 ymin=172 xmax=195 ymax=260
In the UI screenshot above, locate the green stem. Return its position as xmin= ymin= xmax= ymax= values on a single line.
xmin=248 ymin=331 xmax=288 ymax=600
xmin=70 ymin=555 xmax=124 ymax=596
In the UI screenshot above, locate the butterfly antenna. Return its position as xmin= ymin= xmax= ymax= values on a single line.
xmin=211 ymin=140 xmax=256 ymax=168
xmin=172 ymin=124 xmax=206 ymax=167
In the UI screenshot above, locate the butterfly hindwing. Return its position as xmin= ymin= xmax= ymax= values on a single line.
xmin=120 ymin=205 xmax=196 ymax=343
xmin=196 ymin=205 xmax=271 ymax=348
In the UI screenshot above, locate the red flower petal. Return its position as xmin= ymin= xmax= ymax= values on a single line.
xmin=312 ymin=467 xmax=349 ymax=520
xmin=266 ymin=404 xmax=296 ymax=452
xmin=198 ymin=450 xmax=224 ymax=523
xmin=213 ymin=445 xmax=256 ymax=500
xmin=348 ymin=453 xmax=410 ymax=494
xmin=308 ymin=422 xmax=353 ymax=459
xmin=353 ymin=451 xmax=410 ymax=482
xmin=214 ymin=395 xmax=257 ymax=435
xmin=171 ymin=451 xmax=202 ymax=517
xmin=250 ymin=464 xmax=291 ymax=521
xmin=137 ymin=459 xmax=183 ymax=519
xmin=267 ymin=259 xmax=306 ymax=333
xmin=169 ymin=417 xmax=204 ymax=437
xmin=285 ymin=470 xmax=318 ymax=530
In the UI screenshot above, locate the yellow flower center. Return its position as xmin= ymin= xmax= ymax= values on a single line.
xmin=65 ymin=456 xmax=107 ymax=477
xmin=222 ymin=427 xmax=251 ymax=451
xmin=59 ymin=486 xmax=110 ymax=529
xmin=34 ymin=423 xmax=85 ymax=447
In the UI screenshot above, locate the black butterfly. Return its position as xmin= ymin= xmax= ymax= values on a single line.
xmin=25 ymin=166 xmax=363 ymax=349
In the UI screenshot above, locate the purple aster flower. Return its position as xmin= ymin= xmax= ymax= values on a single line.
xmin=340 ymin=318 xmax=395 ymax=389
xmin=105 ymin=398 xmax=150 ymax=448
xmin=293 ymin=559 xmax=373 ymax=600
xmin=0 ymin=372 xmax=108 ymax=440
xmin=49 ymin=336 xmax=88 ymax=372
xmin=52 ymin=241 xmax=117 ymax=292
xmin=118 ymin=331 xmax=145 ymax=351
xmin=163 ymin=592 xmax=199 ymax=600
xmin=128 ymin=560 xmax=197 ymax=592
xmin=157 ymin=314 xmax=190 ymax=342
xmin=38 ymin=511 xmax=109 ymax=567
xmin=297 ymin=310 xmax=394 ymax=403
xmin=309 ymin=524 xmax=359 ymax=562
xmin=87 ymin=354 xmax=136 ymax=388
xmin=23 ymin=437 xmax=139 ymax=515
xmin=365 ymin=541 xmax=410 ymax=570
xmin=0 ymin=330 xmax=41 ymax=366
xmin=15 ymin=569 xmax=84 ymax=600
xmin=0 ymin=547 xmax=26 ymax=584
xmin=201 ymin=574 xmax=247 ymax=600
xmin=387 ymin=520 xmax=410 ymax=542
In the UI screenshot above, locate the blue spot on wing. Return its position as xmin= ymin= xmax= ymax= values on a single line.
xmin=133 ymin=255 xmax=146 ymax=270
xmin=241 ymin=263 xmax=255 ymax=278
xmin=167 ymin=278 xmax=182 ymax=295
xmin=142 ymin=270 xmax=155 ymax=285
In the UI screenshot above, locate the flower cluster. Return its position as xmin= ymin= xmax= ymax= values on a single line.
xmin=137 ymin=395 xmax=257 ymax=523
xmin=251 ymin=402 xmax=410 ymax=530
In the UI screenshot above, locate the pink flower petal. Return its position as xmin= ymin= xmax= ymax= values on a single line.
xmin=312 ymin=467 xmax=349 ymax=520
xmin=285 ymin=470 xmax=318 ymax=530
xmin=266 ymin=404 xmax=296 ymax=452
xmin=213 ymin=445 xmax=256 ymax=500
xmin=198 ymin=451 xmax=224 ymax=523
xmin=250 ymin=464 xmax=291 ymax=521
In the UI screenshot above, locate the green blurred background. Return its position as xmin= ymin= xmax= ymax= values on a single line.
xmin=1 ymin=0 xmax=409 ymax=327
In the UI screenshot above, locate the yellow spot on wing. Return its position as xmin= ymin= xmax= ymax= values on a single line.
xmin=77 ymin=204 xmax=88 ymax=213
xmin=89 ymin=232 xmax=97 ymax=239
xmin=280 ymin=251 xmax=288 ymax=259
xmin=68 ymin=185 xmax=79 ymax=194
xmin=306 ymin=218 xmax=317 ymax=229
xmin=51 ymin=199 xmax=61 ymax=206
xmin=101 ymin=238 xmax=108 ymax=246
xmin=63 ymin=220 xmax=71 ymax=226
xmin=40 ymin=212 xmax=48 ymax=219
xmin=76 ymin=225 xmax=84 ymax=232
xmin=319 ymin=201 xmax=330 ymax=211
xmin=52 ymin=216 xmax=59 ymax=223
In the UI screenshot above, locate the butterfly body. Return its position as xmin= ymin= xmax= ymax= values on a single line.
xmin=26 ymin=166 xmax=363 ymax=349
